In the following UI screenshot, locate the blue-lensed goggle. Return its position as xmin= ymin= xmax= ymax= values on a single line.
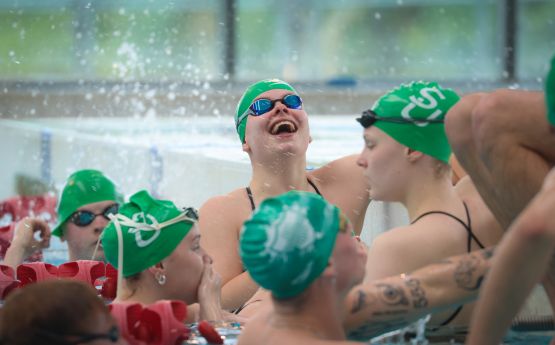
xmin=236 ymin=94 xmax=303 ymax=129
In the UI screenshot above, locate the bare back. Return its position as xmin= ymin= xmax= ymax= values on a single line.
xmin=238 ymin=309 xmax=363 ymax=345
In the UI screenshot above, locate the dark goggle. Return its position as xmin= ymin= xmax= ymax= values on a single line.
xmin=182 ymin=206 xmax=199 ymax=221
xmin=236 ymin=94 xmax=302 ymax=129
xmin=69 ymin=204 xmax=119 ymax=227
xmin=356 ymin=109 xmax=444 ymax=128
xmin=35 ymin=325 xmax=120 ymax=344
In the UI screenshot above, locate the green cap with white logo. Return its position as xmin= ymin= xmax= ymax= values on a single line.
xmin=365 ymin=81 xmax=459 ymax=163
xmin=101 ymin=190 xmax=195 ymax=278
xmin=240 ymin=191 xmax=340 ymax=299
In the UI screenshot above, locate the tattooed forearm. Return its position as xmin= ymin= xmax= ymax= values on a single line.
xmin=405 ymin=277 xmax=428 ymax=308
xmin=482 ymin=247 xmax=495 ymax=259
xmin=351 ymin=290 xmax=366 ymax=314
xmin=376 ymin=283 xmax=409 ymax=306
xmin=454 ymin=254 xmax=485 ymax=290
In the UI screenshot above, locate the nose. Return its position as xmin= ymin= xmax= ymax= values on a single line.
xmin=93 ymin=217 xmax=109 ymax=235
xmin=356 ymin=153 xmax=367 ymax=168
xmin=272 ymin=100 xmax=288 ymax=113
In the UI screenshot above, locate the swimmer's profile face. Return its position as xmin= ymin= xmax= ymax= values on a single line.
xmin=356 ymin=126 xmax=408 ymax=202
xmin=162 ymin=225 xmax=206 ymax=303
xmin=243 ymin=88 xmax=310 ymax=158
xmin=63 ymin=200 xmax=115 ymax=261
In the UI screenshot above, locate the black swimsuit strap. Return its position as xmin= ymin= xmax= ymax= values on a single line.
xmin=245 ymin=178 xmax=322 ymax=212
xmin=411 ymin=202 xmax=485 ymax=328
xmin=411 ymin=202 xmax=485 ymax=251
xmin=307 ymin=178 xmax=323 ymax=196
xmin=245 ymin=186 xmax=255 ymax=211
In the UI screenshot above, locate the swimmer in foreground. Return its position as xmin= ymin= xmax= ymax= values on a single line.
xmin=101 ymin=190 xmax=222 ymax=323
xmin=466 ymin=57 xmax=555 ymax=345
xmin=200 ymin=79 xmax=370 ymax=310
xmin=356 ymin=81 xmax=503 ymax=330
xmin=237 ymin=191 xmax=494 ymax=344
xmin=0 ymin=279 xmax=126 ymax=345
xmin=3 ymin=169 xmax=122 ymax=267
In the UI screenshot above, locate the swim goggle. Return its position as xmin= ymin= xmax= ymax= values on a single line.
xmin=69 ymin=204 xmax=119 ymax=227
xmin=356 ymin=109 xmax=444 ymax=128
xmin=236 ymin=94 xmax=303 ymax=129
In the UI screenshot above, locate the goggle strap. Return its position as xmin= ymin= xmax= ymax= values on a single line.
xmin=106 ymin=210 xmax=196 ymax=296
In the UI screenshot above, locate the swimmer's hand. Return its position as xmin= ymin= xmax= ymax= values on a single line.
xmin=3 ymin=217 xmax=51 ymax=268
xmin=198 ymin=254 xmax=223 ymax=322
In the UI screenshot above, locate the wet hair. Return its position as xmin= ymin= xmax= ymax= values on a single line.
xmin=0 ymin=280 xmax=110 ymax=345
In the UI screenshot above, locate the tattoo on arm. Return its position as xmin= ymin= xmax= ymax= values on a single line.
xmin=482 ymin=247 xmax=494 ymax=259
xmin=454 ymin=254 xmax=484 ymax=291
xmin=376 ymin=283 xmax=409 ymax=306
xmin=405 ymin=277 xmax=428 ymax=308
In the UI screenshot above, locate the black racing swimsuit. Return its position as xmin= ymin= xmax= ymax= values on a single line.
xmin=411 ymin=202 xmax=485 ymax=327
xmin=233 ymin=178 xmax=323 ymax=315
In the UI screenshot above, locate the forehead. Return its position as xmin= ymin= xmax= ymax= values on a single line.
xmin=254 ymin=88 xmax=294 ymax=101
xmin=183 ymin=224 xmax=200 ymax=242
xmin=363 ymin=126 xmax=389 ymax=140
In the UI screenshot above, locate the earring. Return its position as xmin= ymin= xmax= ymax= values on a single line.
xmin=155 ymin=272 xmax=166 ymax=286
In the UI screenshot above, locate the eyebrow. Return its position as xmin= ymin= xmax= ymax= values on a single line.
xmin=193 ymin=234 xmax=201 ymax=241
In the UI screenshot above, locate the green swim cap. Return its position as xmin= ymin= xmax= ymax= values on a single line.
xmin=235 ymin=79 xmax=297 ymax=143
xmin=546 ymin=55 xmax=555 ymax=127
xmin=361 ymin=81 xmax=459 ymax=163
xmin=101 ymin=190 xmax=195 ymax=278
xmin=52 ymin=169 xmax=122 ymax=237
xmin=240 ymin=191 xmax=340 ymax=299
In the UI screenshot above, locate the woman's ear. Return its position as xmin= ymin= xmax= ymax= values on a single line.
xmin=148 ymin=262 xmax=165 ymax=276
xmin=405 ymin=147 xmax=424 ymax=163
xmin=242 ymin=141 xmax=251 ymax=153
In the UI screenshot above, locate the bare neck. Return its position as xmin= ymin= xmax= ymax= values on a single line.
xmin=249 ymin=154 xmax=310 ymax=201
xmin=114 ymin=276 xmax=167 ymax=305
xmin=402 ymin=174 xmax=461 ymax=222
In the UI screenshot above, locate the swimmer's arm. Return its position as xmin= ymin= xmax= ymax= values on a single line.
xmin=467 ymin=181 xmax=555 ymax=345
xmin=312 ymin=154 xmax=370 ymax=234
xmin=344 ymin=247 xmax=494 ymax=340
xmin=220 ymin=271 xmax=260 ymax=311
xmin=199 ymin=196 xmax=257 ymax=310
xmin=3 ymin=218 xmax=51 ymax=269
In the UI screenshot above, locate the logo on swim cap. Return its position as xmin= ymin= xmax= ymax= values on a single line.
xmin=400 ymin=86 xmax=449 ymax=127
xmin=240 ymin=191 xmax=340 ymax=299
xmin=102 ymin=190 xmax=194 ymax=277
xmin=369 ymin=81 xmax=459 ymax=163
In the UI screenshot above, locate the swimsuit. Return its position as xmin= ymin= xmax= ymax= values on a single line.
xmin=411 ymin=202 xmax=485 ymax=327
